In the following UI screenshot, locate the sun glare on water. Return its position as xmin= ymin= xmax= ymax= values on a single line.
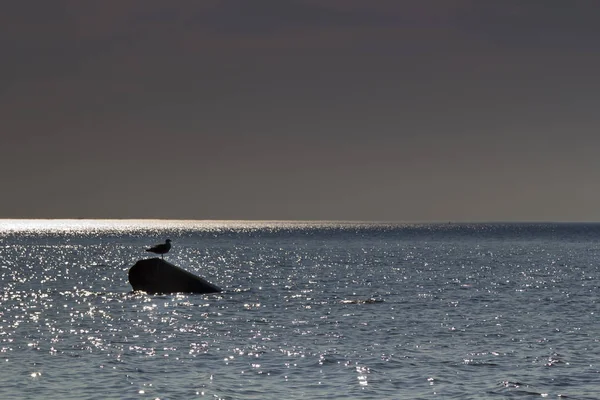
xmin=0 ymin=219 xmax=387 ymax=234
xmin=0 ymin=219 xmax=248 ymax=233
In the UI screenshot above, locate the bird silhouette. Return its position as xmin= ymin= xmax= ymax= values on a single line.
xmin=146 ymin=239 xmax=172 ymax=258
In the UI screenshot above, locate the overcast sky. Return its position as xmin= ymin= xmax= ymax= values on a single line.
xmin=2 ymin=1 xmax=600 ymax=221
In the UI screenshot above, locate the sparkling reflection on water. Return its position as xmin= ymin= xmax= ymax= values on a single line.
xmin=0 ymin=220 xmax=599 ymax=399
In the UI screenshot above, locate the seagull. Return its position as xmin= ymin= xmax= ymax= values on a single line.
xmin=146 ymin=239 xmax=172 ymax=258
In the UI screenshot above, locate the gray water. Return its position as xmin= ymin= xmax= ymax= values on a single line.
xmin=0 ymin=220 xmax=599 ymax=399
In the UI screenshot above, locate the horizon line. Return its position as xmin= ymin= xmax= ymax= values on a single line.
xmin=1 ymin=218 xmax=599 ymax=224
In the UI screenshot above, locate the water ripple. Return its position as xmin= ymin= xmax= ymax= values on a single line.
xmin=1 ymin=222 xmax=600 ymax=398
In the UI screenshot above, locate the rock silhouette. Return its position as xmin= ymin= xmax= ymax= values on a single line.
xmin=128 ymin=258 xmax=221 ymax=294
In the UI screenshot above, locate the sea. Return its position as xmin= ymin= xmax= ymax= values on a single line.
xmin=0 ymin=220 xmax=599 ymax=399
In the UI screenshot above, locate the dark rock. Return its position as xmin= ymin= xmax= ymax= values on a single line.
xmin=128 ymin=258 xmax=221 ymax=294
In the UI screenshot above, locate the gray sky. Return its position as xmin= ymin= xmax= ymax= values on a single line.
xmin=2 ymin=0 xmax=600 ymax=221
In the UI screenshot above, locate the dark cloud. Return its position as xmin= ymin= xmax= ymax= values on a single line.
xmin=2 ymin=1 xmax=600 ymax=220
xmin=454 ymin=1 xmax=600 ymax=51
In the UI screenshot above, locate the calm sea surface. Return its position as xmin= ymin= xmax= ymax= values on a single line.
xmin=0 ymin=220 xmax=599 ymax=399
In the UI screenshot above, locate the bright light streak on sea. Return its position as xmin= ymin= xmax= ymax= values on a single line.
xmin=0 ymin=220 xmax=599 ymax=399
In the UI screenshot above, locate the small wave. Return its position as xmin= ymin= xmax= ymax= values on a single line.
xmin=340 ymin=298 xmax=384 ymax=305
